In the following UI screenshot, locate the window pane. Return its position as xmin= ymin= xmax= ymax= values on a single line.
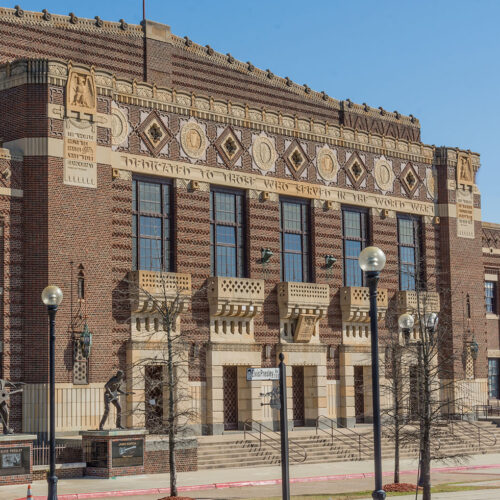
xmin=215 ymin=192 xmax=236 ymax=223
xmin=489 ymin=359 xmax=500 ymax=398
xmin=345 ymin=240 xmax=361 ymax=258
xmin=140 ymin=216 xmax=162 ymax=237
xmin=216 ymin=225 xmax=236 ymax=245
xmin=284 ymin=252 xmax=303 ymax=282
xmin=345 ymin=259 xmax=362 ymax=287
xmin=398 ymin=218 xmax=415 ymax=245
xmin=344 ymin=211 xmax=361 ymax=238
xmin=217 ymin=245 xmax=236 ymax=277
xmin=282 ymin=202 xmax=302 ymax=231
xmin=163 ymin=184 xmax=171 ymax=215
xmin=284 ymin=233 xmax=302 ymax=252
xmin=139 ymin=182 xmax=162 ymax=213
xmin=486 ymin=281 xmax=497 ymax=314
xmin=140 ymin=238 xmax=162 ymax=271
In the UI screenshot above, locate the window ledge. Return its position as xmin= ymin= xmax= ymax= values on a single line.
xmin=487 ymin=313 xmax=500 ymax=320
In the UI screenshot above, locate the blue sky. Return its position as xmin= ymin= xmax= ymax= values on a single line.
xmin=15 ymin=0 xmax=500 ymax=223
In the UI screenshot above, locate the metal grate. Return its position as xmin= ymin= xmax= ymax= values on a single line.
xmin=223 ymin=366 xmax=238 ymax=430
xmin=354 ymin=366 xmax=364 ymax=424
xmin=292 ymin=366 xmax=305 ymax=427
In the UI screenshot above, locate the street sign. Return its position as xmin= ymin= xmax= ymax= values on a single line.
xmin=246 ymin=367 xmax=279 ymax=381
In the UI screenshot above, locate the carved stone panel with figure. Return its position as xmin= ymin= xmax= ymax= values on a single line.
xmin=457 ymin=153 xmax=474 ymax=186
xmin=294 ymin=314 xmax=317 ymax=343
xmin=66 ymin=67 xmax=97 ymax=116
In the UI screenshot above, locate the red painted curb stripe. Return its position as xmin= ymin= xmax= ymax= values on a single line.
xmin=14 ymin=462 xmax=500 ymax=499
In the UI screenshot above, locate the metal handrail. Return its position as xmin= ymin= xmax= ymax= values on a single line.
xmin=447 ymin=418 xmax=497 ymax=448
xmin=243 ymin=419 xmax=307 ymax=463
xmin=315 ymin=415 xmax=373 ymax=459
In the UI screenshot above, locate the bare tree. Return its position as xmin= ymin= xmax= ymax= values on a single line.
xmin=124 ymin=271 xmax=197 ymax=498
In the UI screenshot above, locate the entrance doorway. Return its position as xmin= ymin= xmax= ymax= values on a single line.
xmin=292 ymin=366 xmax=305 ymax=427
xmin=145 ymin=365 xmax=163 ymax=432
xmin=223 ymin=366 xmax=238 ymax=430
xmin=354 ymin=366 xmax=364 ymax=423
xmin=409 ymin=365 xmax=419 ymax=419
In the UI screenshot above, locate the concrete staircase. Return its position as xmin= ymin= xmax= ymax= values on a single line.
xmin=196 ymin=420 xmax=500 ymax=471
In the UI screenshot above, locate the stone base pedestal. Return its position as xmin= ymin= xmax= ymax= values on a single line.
xmin=81 ymin=429 xmax=147 ymax=478
xmin=0 ymin=434 xmax=37 ymax=485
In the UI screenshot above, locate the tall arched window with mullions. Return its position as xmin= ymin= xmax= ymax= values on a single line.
xmin=132 ymin=177 xmax=173 ymax=272
xmin=210 ymin=187 xmax=246 ymax=277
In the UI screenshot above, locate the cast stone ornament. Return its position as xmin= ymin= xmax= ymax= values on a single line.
xmin=252 ymin=135 xmax=277 ymax=172
xmin=316 ymin=146 xmax=339 ymax=182
xmin=66 ymin=67 xmax=96 ymax=115
xmin=180 ymin=121 xmax=207 ymax=159
xmin=111 ymin=106 xmax=129 ymax=146
xmin=426 ymin=168 xmax=438 ymax=199
xmin=374 ymin=157 xmax=395 ymax=192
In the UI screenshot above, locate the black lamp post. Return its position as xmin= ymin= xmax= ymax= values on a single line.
xmin=359 ymin=246 xmax=387 ymax=500
xmin=41 ymin=285 xmax=63 ymax=500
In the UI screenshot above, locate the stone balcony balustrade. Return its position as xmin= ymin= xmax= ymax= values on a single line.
xmin=277 ymin=282 xmax=330 ymax=343
xmin=128 ymin=270 xmax=192 ymax=314
xmin=340 ymin=286 xmax=388 ymax=345
xmin=207 ymin=276 xmax=265 ymax=343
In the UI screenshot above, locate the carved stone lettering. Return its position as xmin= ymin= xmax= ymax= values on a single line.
xmin=64 ymin=118 xmax=97 ymax=188
xmin=456 ymin=189 xmax=475 ymax=239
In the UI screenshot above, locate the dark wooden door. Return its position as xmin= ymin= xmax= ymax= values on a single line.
xmin=354 ymin=366 xmax=364 ymax=424
xmin=292 ymin=366 xmax=305 ymax=427
xmin=145 ymin=365 xmax=163 ymax=432
xmin=223 ymin=366 xmax=238 ymax=430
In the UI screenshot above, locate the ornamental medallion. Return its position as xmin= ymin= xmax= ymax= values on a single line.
xmin=180 ymin=121 xmax=207 ymax=159
xmin=252 ymin=136 xmax=277 ymax=172
xmin=111 ymin=106 xmax=129 ymax=146
xmin=374 ymin=158 xmax=395 ymax=192
xmin=316 ymin=147 xmax=338 ymax=181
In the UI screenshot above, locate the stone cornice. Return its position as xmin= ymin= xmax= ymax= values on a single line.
xmin=0 ymin=7 xmax=421 ymax=131
xmin=0 ymin=58 xmax=435 ymax=164
xmin=0 ymin=6 xmax=143 ymax=37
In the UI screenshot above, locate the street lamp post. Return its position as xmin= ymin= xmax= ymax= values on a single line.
xmin=359 ymin=246 xmax=387 ymax=500
xmin=41 ymin=285 xmax=63 ymax=500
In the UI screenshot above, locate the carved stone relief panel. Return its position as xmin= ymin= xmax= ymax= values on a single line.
xmin=373 ymin=157 xmax=395 ymax=193
xmin=66 ymin=66 xmax=97 ymax=116
xmin=111 ymin=103 xmax=130 ymax=148
xmin=316 ymin=145 xmax=339 ymax=183
xmin=251 ymin=134 xmax=277 ymax=173
xmin=425 ymin=167 xmax=438 ymax=200
xmin=180 ymin=120 xmax=208 ymax=160
xmin=457 ymin=152 xmax=475 ymax=186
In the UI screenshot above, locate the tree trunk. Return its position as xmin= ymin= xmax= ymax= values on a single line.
xmin=167 ymin=323 xmax=177 ymax=497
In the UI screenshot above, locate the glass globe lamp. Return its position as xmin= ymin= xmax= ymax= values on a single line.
xmin=359 ymin=246 xmax=386 ymax=272
xmin=41 ymin=285 xmax=63 ymax=306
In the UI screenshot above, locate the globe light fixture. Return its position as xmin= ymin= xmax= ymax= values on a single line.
xmin=424 ymin=312 xmax=439 ymax=332
xmin=398 ymin=313 xmax=415 ymax=346
xmin=359 ymin=246 xmax=386 ymax=272
xmin=41 ymin=285 xmax=63 ymax=306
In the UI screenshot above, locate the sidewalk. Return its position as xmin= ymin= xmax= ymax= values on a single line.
xmin=5 ymin=452 xmax=500 ymax=499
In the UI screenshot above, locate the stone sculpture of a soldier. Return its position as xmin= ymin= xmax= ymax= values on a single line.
xmin=0 ymin=379 xmax=24 ymax=434
xmin=99 ymin=370 xmax=132 ymax=430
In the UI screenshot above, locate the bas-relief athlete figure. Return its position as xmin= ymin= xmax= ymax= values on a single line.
xmin=0 ymin=379 xmax=24 ymax=434
xmin=99 ymin=370 xmax=133 ymax=431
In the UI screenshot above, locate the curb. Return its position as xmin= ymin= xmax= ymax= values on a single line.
xmin=15 ymin=462 xmax=500 ymax=499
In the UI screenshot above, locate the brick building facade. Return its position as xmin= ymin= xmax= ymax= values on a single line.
xmin=0 ymin=6 xmax=497 ymax=437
